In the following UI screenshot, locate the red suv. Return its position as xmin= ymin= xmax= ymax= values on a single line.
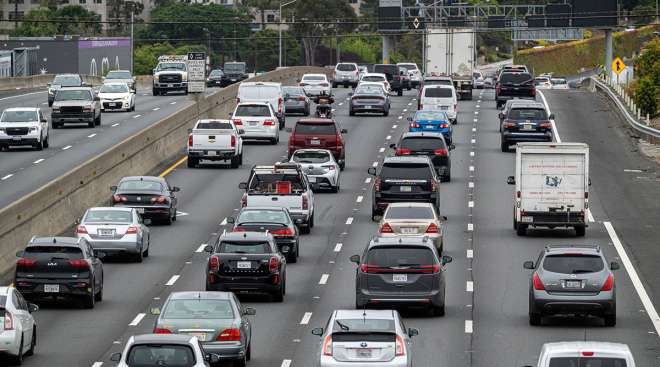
xmin=287 ymin=118 xmax=347 ymax=170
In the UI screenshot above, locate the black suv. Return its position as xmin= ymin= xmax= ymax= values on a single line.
xmin=495 ymin=71 xmax=536 ymax=108
xmin=368 ymin=156 xmax=440 ymax=220
xmin=14 ymin=237 xmax=105 ymax=308
xmin=500 ymin=101 xmax=554 ymax=152
xmin=389 ymin=132 xmax=454 ymax=182
xmin=221 ymin=62 xmax=249 ymax=87
xmin=374 ymin=64 xmax=404 ymax=96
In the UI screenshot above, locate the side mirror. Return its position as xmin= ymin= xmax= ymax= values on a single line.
xmin=206 ymin=354 xmax=220 ymax=364
xmin=441 ymin=255 xmax=453 ymax=266
xmin=171 ymin=186 xmax=181 ymax=192
xmin=523 ymin=261 xmax=535 ymax=270
xmin=187 ymin=128 xmax=193 ymax=133
xmin=367 ymin=167 xmax=377 ymax=176
xmin=442 ymin=215 xmax=448 ymax=221
xmin=204 ymin=244 xmax=214 ymax=253
xmin=498 ymin=112 xmax=504 ymax=119
xmin=449 ymin=144 xmax=455 ymax=150
xmin=507 ymin=176 xmax=515 ymax=185
xmin=243 ymin=307 xmax=256 ymax=316
xmin=285 ymin=127 xmax=292 ymax=133
xmin=15 ymin=250 xmax=24 ymax=258
xmin=110 ymin=185 xmax=117 ymax=191
xmin=143 ymin=218 xmax=152 ymax=226
xmin=295 ymin=218 xmax=303 ymax=224
xmin=311 ymin=327 xmax=324 ymax=336
xmin=549 ymin=113 xmax=555 ymax=120
xmin=41 ymin=119 xmax=48 ymax=123
xmin=406 ymin=116 xmax=412 ymax=121
xmin=340 ymin=128 xmax=348 ymax=134
xmin=389 ymin=143 xmax=396 ymax=149
xmin=110 ymin=353 xmax=122 ymax=362
xmin=149 ymin=307 xmax=161 ymax=315
xmin=94 ymin=251 xmax=107 ymax=259
xmin=74 ymin=217 xmax=81 ymax=225
xmin=588 ymin=178 xmax=592 ymax=186
xmin=611 ymin=261 xmax=620 ymax=271
xmin=349 ymin=254 xmax=361 ymax=264
xmin=227 ymin=112 xmax=233 ymax=118
xmin=238 ymin=182 xmax=248 ymax=190
xmin=226 ymin=217 xmax=235 ymax=224
xmin=238 ymin=129 xmax=245 ymax=135
xmin=28 ymin=303 xmax=39 ymax=313
xmin=408 ymin=328 xmax=419 ymax=337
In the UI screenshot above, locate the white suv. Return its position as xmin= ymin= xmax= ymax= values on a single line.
xmin=529 ymin=341 xmax=636 ymax=367
xmin=231 ymin=102 xmax=280 ymax=144
xmin=0 ymin=107 xmax=50 ymax=151
xmin=333 ymin=62 xmax=359 ymax=88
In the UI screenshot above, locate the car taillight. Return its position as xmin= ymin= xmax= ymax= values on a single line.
xmin=322 ymin=165 xmax=336 ymax=171
xmin=426 ymin=223 xmax=439 ymax=233
xmin=299 ymin=82 xmax=307 ymax=87
xmin=433 ymin=149 xmax=448 ymax=156
xmin=320 ymin=82 xmax=329 ymax=87
xmin=241 ymin=193 xmax=247 ymax=207
xmin=188 ymin=134 xmax=193 ymax=147
xmin=496 ymin=84 xmax=501 ymax=94
xmin=269 ymin=256 xmax=279 ymax=273
xmin=601 ymin=274 xmax=614 ymax=291
xmin=232 ymin=227 xmax=246 ymax=232
xmin=539 ymin=122 xmax=552 ymax=129
xmin=375 ymin=177 xmax=381 ymax=192
xmin=439 ymin=123 xmax=449 ymax=128
xmin=126 ymin=226 xmax=138 ymax=234
xmin=415 ymin=264 xmax=440 ymax=273
xmin=236 ymin=98 xmax=240 ymax=104
xmin=395 ymin=335 xmax=406 ymax=356
xmin=233 ymin=119 xmax=243 ymax=126
xmin=531 ymin=87 xmax=536 ymax=96
xmin=217 ymin=328 xmax=241 ymax=341
xmin=297 ymin=96 xmax=306 ymax=101
xmin=151 ymin=196 xmax=168 ymax=204
xmin=263 ymin=120 xmax=276 ymax=126
xmin=76 ymin=225 xmax=88 ymax=234
xmin=335 ymin=134 xmax=341 ymax=149
xmin=209 ymin=255 xmax=220 ymax=272
xmin=231 ymin=135 xmax=236 ymax=147
xmin=68 ymin=259 xmax=90 ymax=270
xmin=271 ymin=228 xmax=294 ymax=237
xmin=532 ymin=272 xmax=545 ymax=290
xmin=454 ymin=104 xmax=457 ymax=111
xmin=16 ymin=258 xmax=37 ymax=268
xmin=154 ymin=328 xmax=172 ymax=334
xmin=410 ymin=122 xmax=420 ymax=128
xmin=380 ymin=223 xmax=393 ymax=233
xmin=582 ymin=351 xmax=595 ymax=357
xmin=112 ymin=194 xmax=127 ymax=203
xmin=395 ymin=148 xmax=412 ymax=156
xmin=302 ymin=195 xmax=309 ymax=210
xmin=504 ymin=122 xmax=517 ymax=129
xmin=4 ymin=312 xmax=13 ymax=330
xmin=431 ymin=180 xmax=438 ymax=191
xmin=322 ymin=335 xmax=333 ymax=356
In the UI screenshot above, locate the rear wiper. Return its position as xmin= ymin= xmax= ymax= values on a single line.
xmin=232 ymin=251 xmax=248 ymax=254
xmin=571 ymin=269 xmax=594 ymax=274
xmin=336 ymin=320 xmax=350 ymax=331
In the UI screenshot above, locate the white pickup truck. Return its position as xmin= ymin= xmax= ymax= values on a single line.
xmin=507 ymin=142 xmax=589 ymax=237
xmin=238 ymin=163 xmax=315 ymax=233
xmin=187 ymin=119 xmax=243 ymax=168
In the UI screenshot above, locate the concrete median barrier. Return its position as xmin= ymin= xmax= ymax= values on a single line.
xmin=0 ymin=66 xmax=330 ymax=279
xmin=0 ymin=74 xmax=104 ymax=91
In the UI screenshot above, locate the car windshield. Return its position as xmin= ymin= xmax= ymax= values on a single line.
xmin=0 ymin=110 xmax=38 ymax=123
xmin=399 ymin=63 xmax=417 ymax=71
xmin=425 ymin=79 xmax=452 ymax=86
xmin=362 ymin=76 xmax=385 ymax=82
xmin=337 ymin=64 xmax=357 ymax=71
xmin=224 ymin=63 xmax=245 ymax=72
xmin=294 ymin=123 xmax=336 ymax=135
xmin=52 ymin=75 xmax=81 ymax=86
xmin=385 ymin=206 xmax=435 ymax=220
xmin=209 ymin=70 xmax=223 ymax=76
xmin=535 ymin=78 xmax=550 ymax=84
xmin=106 ymin=71 xmax=131 ymax=79
xmin=355 ymin=86 xmax=384 ymax=95
xmin=162 ymin=299 xmax=234 ymax=319
xmin=118 ymin=180 xmax=163 ymax=192
xmin=292 ymin=151 xmax=331 ymax=164
xmin=303 ymin=75 xmax=325 ymax=81
xmin=55 ymin=90 xmax=92 ymax=101
xmin=381 ymin=163 xmax=432 ymax=180
xmin=415 ymin=111 xmax=448 ymax=121
xmin=217 ymin=241 xmax=270 ymax=254
xmin=23 ymin=246 xmax=83 ymax=260
xmin=157 ymin=62 xmax=186 ymax=71
xmin=508 ymin=108 xmax=547 ymax=120
xmin=237 ymin=210 xmax=289 ymax=224
xmin=126 ymin=344 xmax=195 ymax=367
xmin=400 ymin=137 xmax=446 ymax=151
xmin=248 ymin=173 xmax=304 ymax=192
xmin=235 ymin=105 xmax=271 ymax=117
xmin=500 ymin=73 xmax=533 ymax=84
xmin=100 ymin=84 xmax=129 ymax=93
xmin=197 ymin=121 xmax=233 ymax=130
xmin=552 ymin=78 xmax=567 ymax=85
xmin=84 ymin=210 xmax=132 ymax=223
xmin=283 ymin=87 xmax=304 ymax=96
xmin=548 ymin=357 xmax=627 ymax=367
xmin=332 ymin=318 xmax=395 ymax=333
xmin=0 ymin=295 xmax=6 ymax=308
xmin=424 ymin=88 xmax=453 ymax=98
xmin=367 ymin=246 xmax=434 ymax=267
xmin=543 ymin=254 xmax=605 ymax=274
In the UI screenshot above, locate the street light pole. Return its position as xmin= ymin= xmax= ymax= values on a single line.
xmin=279 ymin=0 xmax=297 ymax=68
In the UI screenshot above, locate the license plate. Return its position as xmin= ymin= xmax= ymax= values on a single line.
xmin=237 ymin=261 xmax=251 ymax=269
xmin=310 ymin=139 xmax=321 ymax=145
xmin=357 ymin=349 xmax=372 ymax=358
xmin=364 ymin=105 xmax=372 ymax=109
xmin=393 ymin=274 xmax=407 ymax=282
xmin=249 ymin=121 xmax=258 ymax=126
xmin=167 ymin=84 xmax=173 ymax=88
xmin=98 ymin=229 xmax=115 ymax=236
xmin=424 ymin=125 xmax=435 ymax=129
xmin=523 ymin=125 xmax=535 ymax=130
xmin=307 ymin=176 xmax=316 ymax=183
xmin=44 ymin=284 xmax=59 ymax=293
xmin=12 ymin=137 xmax=21 ymax=141
xmin=521 ymin=216 xmax=533 ymax=223
xmin=231 ymin=79 xmax=237 ymax=81
xmin=401 ymin=227 xmax=418 ymax=234
xmin=441 ymin=106 xmax=448 ymax=110
xmin=207 ymin=151 xmax=216 ymax=156
xmin=109 ymin=103 xmax=117 ymax=107
xmin=189 ymin=332 xmax=208 ymax=341
xmin=400 ymin=186 xmax=412 ymax=192
xmin=565 ymin=280 xmax=582 ymax=288
xmin=137 ymin=208 xmax=145 ymax=214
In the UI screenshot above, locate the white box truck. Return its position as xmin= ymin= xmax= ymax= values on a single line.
xmin=425 ymin=27 xmax=475 ymax=99
xmin=507 ymin=142 xmax=589 ymax=237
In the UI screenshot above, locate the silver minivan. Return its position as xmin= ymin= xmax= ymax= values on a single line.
xmin=333 ymin=63 xmax=360 ymax=88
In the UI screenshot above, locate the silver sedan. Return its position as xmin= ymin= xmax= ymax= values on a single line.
xmin=75 ymin=207 xmax=151 ymax=262
xmin=289 ymin=149 xmax=340 ymax=192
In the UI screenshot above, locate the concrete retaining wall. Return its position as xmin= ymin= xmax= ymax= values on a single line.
xmin=0 ymin=74 xmax=104 ymax=91
xmin=0 ymin=66 xmax=329 ymax=278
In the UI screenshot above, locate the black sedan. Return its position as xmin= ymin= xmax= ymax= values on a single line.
xmin=283 ymin=86 xmax=310 ymax=116
xmin=205 ymin=231 xmax=287 ymax=302
xmin=111 ymin=176 xmax=180 ymax=225
xmin=349 ymin=84 xmax=391 ymax=116
xmin=229 ymin=206 xmax=300 ymax=263
xmin=206 ymin=69 xmax=224 ymax=87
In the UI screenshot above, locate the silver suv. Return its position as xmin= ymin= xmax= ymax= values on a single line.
xmin=0 ymin=107 xmax=50 ymax=150
xmin=350 ymin=236 xmax=452 ymax=316
xmin=333 ymin=63 xmax=359 ymax=88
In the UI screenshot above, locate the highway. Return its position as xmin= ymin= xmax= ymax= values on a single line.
xmin=0 ymin=87 xmax=218 ymax=208
xmin=4 ymin=85 xmax=660 ymax=367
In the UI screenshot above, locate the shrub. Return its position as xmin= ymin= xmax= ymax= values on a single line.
xmin=634 ymin=76 xmax=658 ymax=118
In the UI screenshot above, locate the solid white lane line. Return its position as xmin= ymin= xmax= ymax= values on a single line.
xmin=467 ymin=223 xmax=474 ymax=231
xmin=365 ymin=177 xmax=371 ymax=184
xmin=403 ymin=109 xmax=408 ymax=112
xmin=338 ymin=102 xmax=343 ymax=106
xmin=281 ymin=360 xmax=292 ymax=367
xmin=300 ymin=312 xmax=313 ymax=325
xmin=397 ymin=116 xmax=402 ymax=119
xmin=379 ymin=147 xmax=385 ymax=153
xmin=467 ymin=249 xmax=473 ymax=258
xmin=111 ymin=123 xmax=119 ymax=127
xmin=1 ymin=174 xmax=12 ymax=180
xmin=33 ymin=158 xmax=45 ymax=164
xmin=465 ymin=320 xmax=473 ymax=333
xmin=129 ymin=313 xmax=146 ymax=326
xmin=334 ymin=243 xmax=343 ymax=252
xmin=170 ymin=101 xmax=177 ymax=105
xmin=319 ymin=274 xmax=329 ymax=285
xmin=466 ymin=281 xmax=474 ymax=292
xmin=386 ymin=135 xmax=392 ymax=140
xmin=196 ymin=244 xmax=207 ymax=253
xmin=623 ymin=169 xmax=643 ymax=173
xmin=346 ymin=217 xmax=354 ymax=225
xmin=372 ymin=161 xmax=378 ymax=167
xmin=469 ymin=182 xmax=474 ymax=188
xmin=62 ymin=145 xmax=72 ymax=150
xmin=468 ymin=201 xmax=474 ymax=208
xmin=88 ymin=133 xmax=96 ymax=138
xmin=356 ymin=195 xmax=363 ymax=203
xmin=220 ymin=217 xmax=227 ymax=225
xmin=153 ymin=107 xmax=160 ymax=111
xmin=92 ymin=362 xmax=104 ymax=367
xmin=0 ymin=91 xmax=45 ymax=101
xmin=165 ymin=275 xmax=180 ymax=286
xmin=604 ymin=221 xmax=660 ymax=336
xmin=537 ymin=90 xmax=561 ymax=142
xmin=133 ymin=114 xmax=141 ymax=118
xmin=587 ymin=209 xmax=595 ymax=222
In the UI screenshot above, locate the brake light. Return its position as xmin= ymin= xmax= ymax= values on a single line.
xmin=271 ymin=228 xmax=294 ymax=237
xmin=236 ymin=97 xmax=240 ymax=104
xmin=496 ymin=84 xmax=501 ymax=94
xmin=539 ymin=122 xmax=552 ymax=129
xmin=335 ymin=133 xmax=341 ymax=149
xmin=150 ymin=196 xmax=168 ymax=204
xmin=439 ymin=123 xmax=449 ymax=128
xmin=231 ymin=135 xmax=236 ymax=147
xmin=232 ymin=227 xmax=246 ymax=232
xmin=433 ymin=149 xmax=448 ymax=156
xmin=582 ymin=351 xmax=594 ymax=357
xmin=209 ymin=255 xmax=220 ymax=272
xmin=217 ymin=328 xmax=241 ymax=341
xmin=125 ymin=226 xmax=138 ymax=234
xmin=322 ymin=335 xmax=333 ymax=356
xmin=410 ymin=122 xmax=420 ymax=128
xmin=302 ymin=195 xmax=309 ymax=210
xmin=395 ymin=148 xmax=412 ymax=156
xmin=269 ymin=256 xmax=279 ymax=273
xmin=4 ymin=312 xmax=13 ymax=330
xmin=188 ymin=134 xmax=193 ymax=147
xmin=380 ymin=223 xmax=393 ymax=233
xmin=76 ymin=225 xmax=88 ymax=234
xmin=426 ymin=223 xmax=439 ymax=233
xmin=517 ymin=191 xmax=521 ymax=198
xmin=601 ymin=274 xmax=613 ymax=291
xmin=68 ymin=259 xmax=89 ymax=270
xmin=263 ymin=120 xmax=276 ymax=126
xmin=504 ymin=122 xmax=517 ymax=129
xmin=112 ymin=194 xmax=127 ymax=203
xmin=374 ymin=177 xmax=381 ymax=192
xmin=395 ymin=335 xmax=406 ymax=356
xmin=531 ymin=87 xmax=536 ymax=96
xmin=233 ymin=119 xmax=243 ymax=126
xmin=532 ymin=272 xmax=545 ymax=290
xmin=154 ymin=328 xmax=172 ymax=334
xmin=297 ymin=96 xmax=306 ymax=101
xmin=431 ymin=179 xmax=438 ymax=192
xmin=16 ymin=258 xmax=37 ymax=268
xmin=299 ymin=82 xmax=307 ymax=87
xmin=454 ymin=104 xmax=457 ymax=111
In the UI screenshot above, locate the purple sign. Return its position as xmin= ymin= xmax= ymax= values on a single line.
xmin=78 ymin=39 xmax=130 ymax=49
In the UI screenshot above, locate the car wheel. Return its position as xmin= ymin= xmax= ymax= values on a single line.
xmin=134 ymin=247 xmax=143 ymax=263
xmin=304 ymin=106 xmax=310 ymax=116
xmin=34 ymin=139 xmax=43 ymax=151
xmin=444 ymin=173 xmax=451 ymax=182
xmin=163 ymin=212 xmax=173 ymax=225
xmin=371 ymin=207 xmax=378 ymax=221
xmin=13 ymin=336 xmax=24 ymax=365
xmin=187 ymin=157 xmax=198 ymax=168
xmin=83 ymin=284 xmax=95 ymax=309
xmin=234 ymin=355 xmax=247 ymax=367
xmin=383 ymin=109 xmax=389 ymax=116
xmin=143 ymin=240 xmax=150 ymax=257
xmin=287 ymin=250 xmax=297 ymax=263
xmin=152 ymin=88 xmax=159 ymax=96
xmin=48 ymin=101 xmax=53 ymax=107
xmin=25 ymin=327 xmax=36 ymax=357
xmin=43 ymin=135 xmax=49 ymax=148
xmin=332 ymin=82 xmax=337 ymax=88
xmin=246 ymin=342 xmax=251 ymax=361
xmin=349 ymin=109 xmax=355 ymax=116
xmin=433 ymin=303 xmax=445 ymax=317
xmin=529 ymin=313 xmax=542 ymax=326
xmin=513 ymin=218 xmax=518 ymax=230
xmin=452 ymin=118 xmax=458 ymax=125
xmin=300 ymin=224 xmax=310 ymax=235
xmin=272 ymin=283 xmax=284 ymax=302
xmin=501 ymin=141 xmax=509 ymax=152
xmin=95 ymin=282 xmax=103 ymax=302
xmin=339 ymin=159 xmax=345 ymax=171
xmin=95 ymin=114 xmax=101 ymax=126
xmin=604 ymin=311 xmax=616 ymax=327
xmin=88 ymin=119 xmax=95 ymax=128
xmin=397 ymin=89 xmax=403 ymax=96
xmin=516 ymin=224 xmax=527 ymax=236
xmin=575 ymin=226 xmax=586 ymax=237
xmin=309 ymin=213 xmax=314 ymax=228
xmin=51 ymin=122 xmax=59 ymax=129
xmin=230 ymin=155 xmax=240 ymax=168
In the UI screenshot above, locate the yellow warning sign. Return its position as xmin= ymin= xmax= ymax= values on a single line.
xmin=612 ymin=57 xmax=626 ymax=75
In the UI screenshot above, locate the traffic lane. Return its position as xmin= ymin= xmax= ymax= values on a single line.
xmin=0 ymin=90 xmax=47 ymax=110
xmin=0 ymin=91 xmax=197 ymax=208
xmin=471 ymin=89 xmax=660 ymax=366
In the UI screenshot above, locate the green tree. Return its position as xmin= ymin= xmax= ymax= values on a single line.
xmin=54 ymin=5 xmax=103 ymax=35
xmin=339 ymin=36 xmax=380 ymax=64
xmin=241 ymin=0 xmax=278 ymax=27
xmin=245 ymin=29 xmax=301 ymax=71
xmin=133 ymin=42 xmax=175 ymax=75
xmin=634 ymin=76 xmax=658 ymax=117
xmin=636 ymin=39 xmax=660 ymax=85
xmin=13 ymin=8 xmax=58 ymax=36
xmin=106 ymin=0 xmax=145 ymax=36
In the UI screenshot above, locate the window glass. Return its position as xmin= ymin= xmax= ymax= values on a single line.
xmin=508 ymin=108 xmax=547 ymax=120
xmin=366 ymin=246 xmax=434 ymax=267
xmin=235 ymin=105 xmax=271 ymax=117
xmin=499 ymin=73 xmax=533 ymax=84
xmin=292 ymin=151 xmax=331 ymax=163
xmin=105 ymin=71 xmax=131 ymax=79
xmin=162 ymin=299 xmax=234 ymax=319
xmin=217 ymin=241 xmax=270 ymax=254
xmin=126 ymin=345 xmax=195 ymax=367
xmin=399 ymin=137 xmax=446 ymax=151
xmin=294 ymin=123 xmax=336 ymax=135
xmin=543 ymin=255 xmax=605 ymax=274
xmin=385 ymin=206 xmax=435 ymax=220
xmin=156 ymin=62 xmax=186 ymax=71
xmin=100 ymin=84 xmax=129 ymax=93
xmin=548 ymin=358 xmax=627 ymax=367
xmin=24 ymin=246 xmax=83 ymax=260
xmin=197 ymin=121 xmax=233 ymax=130
xmin=336 ymin=64 xmax=357 ymax=71
xmin=381 ymin=163 xmax=433 ymax=180
xmin=118 ymin=180 xmax=163 ymax=192
xmin=84 ymin=210 xmax=132 ymax=223
xmin=54 ymin=90 xmax=92 ymax=101
xmin=248 ymin=173 xmax=304 ymax=192
xmin=424 ymin=88 xmax=453 ymax=98
xmin=332 ymin=318 xmax=395 ymax=332
xmin=53 ymin=75 xmax=82 ymax=86
xmin=237 ymin=209 xmax=289 ymax=225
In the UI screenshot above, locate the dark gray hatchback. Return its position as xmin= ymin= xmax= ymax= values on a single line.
xmin=350 ymin=236 xmax=452 ymax=316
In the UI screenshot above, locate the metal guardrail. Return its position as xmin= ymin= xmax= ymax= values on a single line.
xmin=592 ymin=76 xmax=660 ymax=139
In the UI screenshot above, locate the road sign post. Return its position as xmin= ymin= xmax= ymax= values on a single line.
xmin=187 ymin=52 xmax=206 ymax=93
xmin=612 ymin=57 xmax=626 ymax=75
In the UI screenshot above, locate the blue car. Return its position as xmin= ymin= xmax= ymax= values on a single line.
xmin=407 ymin=110 xmax=453 ymax=144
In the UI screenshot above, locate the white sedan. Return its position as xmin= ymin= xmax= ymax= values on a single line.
xmin=300 ymin=74 xmax=332 ymax=97
xmin=360 ymin=73 xmax=391 ymax=93
xmin=0 ymin=287 xmax=38 ymax=364
xmin=98 ymin=83 xmax=135 ymax=112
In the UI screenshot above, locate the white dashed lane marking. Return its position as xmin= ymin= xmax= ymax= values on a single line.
xmin=33 ymin=159 xmax=45 ymax=164
xmin=62 ymin=145 xmax=72 ymax=150
xmin=386 ymin=135 xmax=391 ymax=140
xmin=2 ymin=174 xmax=13 ymax=180
xmin=195 ymin=244 xmax=207 ymax=253
xmin=281 ymin=360 xmax=292 ymax=367
xmin=300 ymin=312 xmax=313 ymax=325
xmin=466 ymin=281 xmax=474 ymax=292
xmin=319 ymin=274 xmax=329 ymax=285
xmin=372 ymin=161 xmax=378 ymax=167
xmin=88 ymin=133 xmax=96 ymax=138
xmin=467 ymin=223 xmax=474 ymax=231
xmin=153 ymin=107 xmax=160 ymax=111
xmin=468 ymin=182 xmax=474 ymax=188
xmin=220 ymin=217 xmax=227 ymax=225
xmin=356 ymin=195 xmax=363 ymax=203
xmin=467 ymin=249 xmax=473 ymax=258
xmin=133 ymin=114 xmax=141 ymax=118
xmin=468 ymin=201 xmax=474 ymax=208
xmin=128 ymin=313 xmax=146 ymax=326
xmin=345 ymin=217 xmax=354 ymax=225
xmin=379 ymin=147 xmax=385 ymax=153
xmin=465 ymin=320 xmax=473 ymax=333
xmin=112 ymin=123 xmax=119 ymax=127
xmin=92 ymin=362 xmax=103 ymax=367
xmin=165 ymin=275 xmax=180 ymax=286
xmin=334 ymin=243 xmax=343 ymax=252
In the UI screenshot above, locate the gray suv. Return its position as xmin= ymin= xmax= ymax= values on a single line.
xmin=51 ymin=87 xmax=101 ymax=128
xmin=350 ymin=236 xmax=452 ymax=316
xmin=524 ymin=244 xmax=619 ymax=327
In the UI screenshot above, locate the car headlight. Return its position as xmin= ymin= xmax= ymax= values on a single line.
xmin=52 ymin=106 xmax=60 ymax=112
xmin=181 ymin=72 xmax=188 ymax=82
xmin=154 ymin=75 xmax=159 ymax=82
xmin=83 ymin=106 xmax=93 ymax=112
xmin=28 ymin=127 xmax=39 ymax=134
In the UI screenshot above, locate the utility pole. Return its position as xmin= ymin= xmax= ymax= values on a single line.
xmin=335 ymin=20 xmax=340 ymax=64
xmin=130 ymin=11 xmax=134 ymax=73
xmin=279 ymin=0 xmax=297 ymax=68
xmin=233 ymin=17 xmax=238 ymax=61
xmin=605 ymin=29 xmax=613 ymax=77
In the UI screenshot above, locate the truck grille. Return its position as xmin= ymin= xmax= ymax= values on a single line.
xmin=60 ymin=106 xmax=83 ymax=114
xmin=5 ymin=127 xmax=29 ymax=136
xmin=160 ymin=74 xmax=182 ymax=83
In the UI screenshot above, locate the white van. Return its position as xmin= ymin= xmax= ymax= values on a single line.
xmin=236 ymin=82 xmax=285 ymax=129
xmin=529 ymin=341 xmax=635 ymax=367
xmin=419 ymin=84 xmax=458 ymax=124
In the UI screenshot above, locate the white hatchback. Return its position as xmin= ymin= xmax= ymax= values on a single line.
xmin=0 ymin=287 xmax=38 ymax=364
xmin=231 ymin=102 xmax=280 ymax=144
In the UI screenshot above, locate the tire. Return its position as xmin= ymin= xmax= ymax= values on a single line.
xmin=332 ymin=82 xmax=337 ymax=88
xmin=452 ymin=118 xmax=457 ymax=125
xmin=604 ymin=313 xmax=616 ymax=327
xmin=82 ymin=284 xmax=95 ymax=309
xmin=88 ymin=119 xmax=95 ymax=128
xmin=433 ymin=304 xmax=445 ymax=317
xmin=529 ymin=313 xmax=542 ymax=326
xmin=152 ymin=88 xmax=159 ymax=96
xmin=48 ymin=100 xmax=53 ymax=107
xmin=349 ymin=109 xmax=355 ymax=116
xmin=246 ymin=342 xmax=251 ymax=361
xmin=94 ymin=282 xmax=103 ymax=302
xmin=397 ymin=89 xmax=403 ymax=96
xmin=43 ymin=135 xmax=49 ymax=148
xmin=272 ymin=284 xmax=284 ymax=302
xmin=183 ymin=89 xmax=188 ymax=96
xmin=25 ymin=327 xmax=36 ymax=357
xmin=239 ymin=153 xmax=243 ymax=165
xmin=513 ymin=218 xmax=518 ymax=230
xmin=443 ymin=173 xmax=451 ymax=182
xmin=13 ymin=336 xmax=23 ymax=365
xmin=575 ymin=226 xmax=586 ymax=237
xmin=339 ymin=159 xmax=345 ymax=171
xmin=304 ymin=106 xmax=310 ymax=116
xmin=371 ymin=207 xmax=378 ymax=221
xmin=230 ymin=155 xmax=240 ymax=168
xmin=233 ymin=355 xmax=247 ymax=367
xmin=300 ymin=224 xmax=310 ymax=235
xmin=383 ymin=109 xmax=389 ymax=117
xmin=134 ymin=247 xmax=143 ymax=263
xmin=143 ymin=241 xmax=149 ymax=258
xmin=516 ymin=224 xmax=527 ymax=236
xmin=34 ymin=139 xmax=43 ymax=151
xmin=163 ymin=212 xmax=173 ymax=225
xmin=51 ymin=121 xmax=60 ymax=129
xmin=187 ymin=157 xmax=198 ymax=168
xmin=331 ymin=182 xmax=340 ymax=193
xmin=95 ymin=114 xmax=101 ymax=126
xmin=501 ymin=141 xmax=509 ymax=152
xmin=287 ymin=249 xmax=297 ymax=263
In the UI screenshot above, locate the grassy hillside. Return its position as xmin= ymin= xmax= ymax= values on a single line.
xmin=514 ymin=25 xmax=660 ymax=76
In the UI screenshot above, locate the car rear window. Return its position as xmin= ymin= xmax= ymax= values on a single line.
xmin=162 ymin=299 xmax=234 ymax=319
xmin=381 ymin=163 xmax=432 ymax=180
xmin=366 ymin=246 xmax=434 ymax=267
xmin=424 ymin=79 xmax=452 ymax=86
xmin=294 ymin=122 xmax=336 ymax=135
xmin=235 ymin=105 xmax=271 ymax=117
xmin=283 ymin=87 xmax=305 ymax=96
xmin=508 ymin=108 xmax=547 ymax=120
xmin=84 ymin=210 xmax=132 ymax=223
xmin=118 ymin=180 xmax=163 ymax=192
xmin=500 ymin=73 xmax=533 ymax=84
xmin=362 ymin=76 xmax=385 ymax=83
xmin=217 ymin=241 xmax=270 ymax=254
xmin=332 ymin=318 xmax=395 ymax=333
xmin=238 ymin=210 xmax=289 ymax=225
xmin=415 ymin=111 xmax=448 ymax=121
xmin=552 ymin=78 xmax=567 ymax=85
xmin=24 ymin=246 xmax=83 ymax=260
xmin=292 ymin=151 xmax=331 ymax=163
xmin=106 ymin=71 xmax=131 ymax=79
xmin=424 ymin=88 xmax=453 ymax=98
xmin=385 ymin=206 xmax=435 ymax=220
xmin=127 ymin=344 xmax=195 ymax=367
xmin=355 ymin=86 xmax=384 ymax=95
xmin=549 ymin=357 xmax=627 ymax=367
xmin=399 ymin=137 xmax=446 ymax=151
xmin=336 ymin=64 xmax=357 ymax=71
xmin=374 ymin=65 xmax=398 ymax=75
xmin=399 ymin=63 xmax=418 ymax=71
xmin=197 ymin=121 xmax=233 ymax=130
xmin=543 ymin=254 xmax=604 ymax=274
xmin=303 ymin=75 xmax=325 ymax=81
xmin=249 ymin=173 xmax=305 ymax=192
xmin=240 ymin=86 xmax=278 ymax=99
